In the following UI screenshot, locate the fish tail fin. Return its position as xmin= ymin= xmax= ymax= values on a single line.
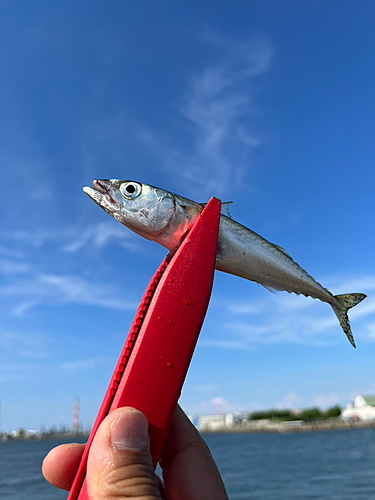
xmin=332 ymin=293 xmax=367 ymax=348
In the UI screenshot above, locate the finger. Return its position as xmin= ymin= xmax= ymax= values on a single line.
xmin=87 ymin=406 xmax=163 ymax=500
xmin=160 ymin=405 xmax=229 ymax=500
xmin=42 ymin=443 xmax=85 ymax=491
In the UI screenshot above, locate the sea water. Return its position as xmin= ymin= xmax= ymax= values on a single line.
xmin=205 ymin=428 xmax=375 ymax=499
xmin=1 ymin=428 xmax=375 ymax=499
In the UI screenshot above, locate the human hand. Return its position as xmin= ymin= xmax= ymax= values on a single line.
xmin=42 ymin=405 xmax=229 ymax=500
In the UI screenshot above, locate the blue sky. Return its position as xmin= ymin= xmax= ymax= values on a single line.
xmin=1 ymin=0 xmax=374 ymax=431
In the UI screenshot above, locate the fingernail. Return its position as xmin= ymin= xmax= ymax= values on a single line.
xmin=110 ymin=409 xmax=149 ymax=451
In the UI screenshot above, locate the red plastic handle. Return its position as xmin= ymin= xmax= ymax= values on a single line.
xmin=68 ymin=197 xmax=221 ymax=500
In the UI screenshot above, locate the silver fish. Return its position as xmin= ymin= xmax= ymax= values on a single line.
xmin=83 ymin=179 xmax=366 ymax=348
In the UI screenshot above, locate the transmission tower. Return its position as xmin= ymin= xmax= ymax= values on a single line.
xmin=71 ymin=397 xmax=80 ymax=433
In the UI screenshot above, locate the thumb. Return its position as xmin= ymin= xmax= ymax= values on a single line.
xmin=87 ymin=407 xmax=163 ymax=500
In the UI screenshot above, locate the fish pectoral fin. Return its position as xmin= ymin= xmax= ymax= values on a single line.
xmin=200 ymin=201 xmax=233 ymax=218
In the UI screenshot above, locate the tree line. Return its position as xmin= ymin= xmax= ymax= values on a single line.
xmin=248 ymin=406 xmax=342 ymax=422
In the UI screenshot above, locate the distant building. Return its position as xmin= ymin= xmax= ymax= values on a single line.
xmin=342 ymin=395 xmax=375 ymax=422
xmin=197 ymin=413 xmax=234 ymax=431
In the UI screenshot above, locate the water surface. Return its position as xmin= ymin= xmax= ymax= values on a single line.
xmin=1 ymin=428 xmax=375 ymax=499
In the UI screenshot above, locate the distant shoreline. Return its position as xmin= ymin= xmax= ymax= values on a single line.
xmin=200 ymin=420 xmax=375 ymax=434
xmin=2 ymin=419 xmax=375 ymax=442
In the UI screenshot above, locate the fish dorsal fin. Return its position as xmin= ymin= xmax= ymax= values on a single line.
xmin=274 ymin=244 xmax=290 ymax=257
xmin=220 ymin=202 xmax=232 ymax=218
xmin=199 ymin=201 xmax=232 ymax=218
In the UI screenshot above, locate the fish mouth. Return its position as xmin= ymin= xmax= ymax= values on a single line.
xmin=92 ymin=179 xmax=111 ymax=194
xmin=83 ymin=179 xmax=118 ymax=207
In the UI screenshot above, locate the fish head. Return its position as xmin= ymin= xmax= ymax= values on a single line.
xmin=83 ymin=179 xmax=176 ymax=239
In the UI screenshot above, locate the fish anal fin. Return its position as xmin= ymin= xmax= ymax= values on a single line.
xmin=262 ymin=284 xmax=278 ymax=294
xmin=257 ymin=282 xmax=278 ymax=294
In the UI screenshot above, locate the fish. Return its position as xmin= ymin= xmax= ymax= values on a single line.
xmin=83 ymin=179 xmax=366 ymax=348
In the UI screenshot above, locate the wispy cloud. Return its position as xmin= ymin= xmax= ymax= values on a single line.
xmin=62 ymin=221 xmax=139 ymax=253
xmin=0 ymin=259 xmax=32 ymax=275
xmin=199 ymin=339 xmax=250 ymax=350
xmin=186 ymin=385 xmax=375 ymax=415
xmin=311 ymin=392 xmax=344 ymax=408
xmin=209 ymin=396 xmax=232 ymax=414
xmin=309 ymin=387 xmax=375 ymax=410
xmin=1 ymin=220 xmax=140 ymax=253
xmin=1 ymin=230 xmax=53 ymax=248
xmin=187 ymin=396 xmax=233 ymax=415
xmin=187 ymin=395 xmax=257 ymax=415
xmin=20 ymin=350 xmax=49 ymax=359
xmin=81 ymin=30 xmax=272 ymax=202
xmin=0 ymin=272 xmax=138 ymax=314
xmin=195 ymin=384 xmax=219 ymax=394
xmin=214 ymin=275 xmax=375 ymax=347
xmin=60 ymin=357 xmax=111 ymax=373
xmin=133 ymin=31 xmax=273 ymax=198
xmin=2 ymin=157 xmax=54 ymax=202
xmin=366 ymin=323 xmax=375 ymax=340
xmin=273 ymin=391 xmax=301 ymax=409
xmin=270 ymin=390 xmax=359 ymax=410
xmin=12 ymin=300 xmax=39 ymax=316
xmin=0 ymin=328 xmax=50 ymax=349
xmin=203 ymin=31 xmax=273 ymax=77
xmin=0 ymin=246 xmax=25 ymax=259
xmin=0 ymin=361 xmax=42 ymax=383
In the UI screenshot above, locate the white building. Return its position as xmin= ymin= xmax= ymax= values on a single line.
xmin=342 ymin=395 xmax=375 ymax=422
xmin=197 ymin=413 xmax=234 ymax=431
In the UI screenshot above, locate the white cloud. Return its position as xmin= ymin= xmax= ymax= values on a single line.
xmin=2 ymin=229 xmax=54 ymax=248
xmin=203 ymin=31 xmax=273 ymax=77
xmin=191 ymin=396 xmax=233 ymax=415
xmin=311 ymin=392 xmax=342 ymax=408
xmin=226 ymin=301 xmax=261 ymax=315
xmin=63 ymin=221 xmax=139 ymax=253
xmin=40 ymin=274 xmax=138 ymax=310
xmin=328 ymin=276 xmax=375 ymax=294
xmin=20 ymin=350 xmax=49 ymax=359
xmin=273 ymin=391 xmax=301 ymax=409
xmin=0 ymin=329 xmax=48 ymax=348
xmin=0 ymin=259 xmax=32 ymax=275
xmin=0 ymin=272 xmax=138 ymax=313
xmin=216 ymin=275 xmax=374 ymax=348
xmin=188 ymin=395 xmax=254 ymax=415
xmin=0 ymin=361 xmax=41 ymax=383
xmin=199 ymin=339 xmax=250 ymax=350
xmin=80 ymin=31 xmax=273 ymax=203
xmin=210 ymin=396 xmax=232 ymax=413
xmin=0 ymin=246 xmax=25 ymax=259
xmin=3 ymin=158 xmax=54 ymax=202
xmin=195 ymin=384 xmax=219 ymax=393
xmin=349 ymin=297 xmax=375 ymax=320
xmin=12 ymin=300 xmax=39 ymax=316
xmin=60 ymin=357 xmax=111 ymax=373
xmin=131 ymin=32 xmax=273 ymax=199
xmin=309 ymin=388 xmax=375 ymax=409
xmin=366 ymin=323 xmax=375 ymax=340
xmin=2 ymin=220 xmax=140 ymax=253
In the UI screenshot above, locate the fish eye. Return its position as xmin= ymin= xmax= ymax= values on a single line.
xmin=120 ymin=182 xmax=142 ymax=199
